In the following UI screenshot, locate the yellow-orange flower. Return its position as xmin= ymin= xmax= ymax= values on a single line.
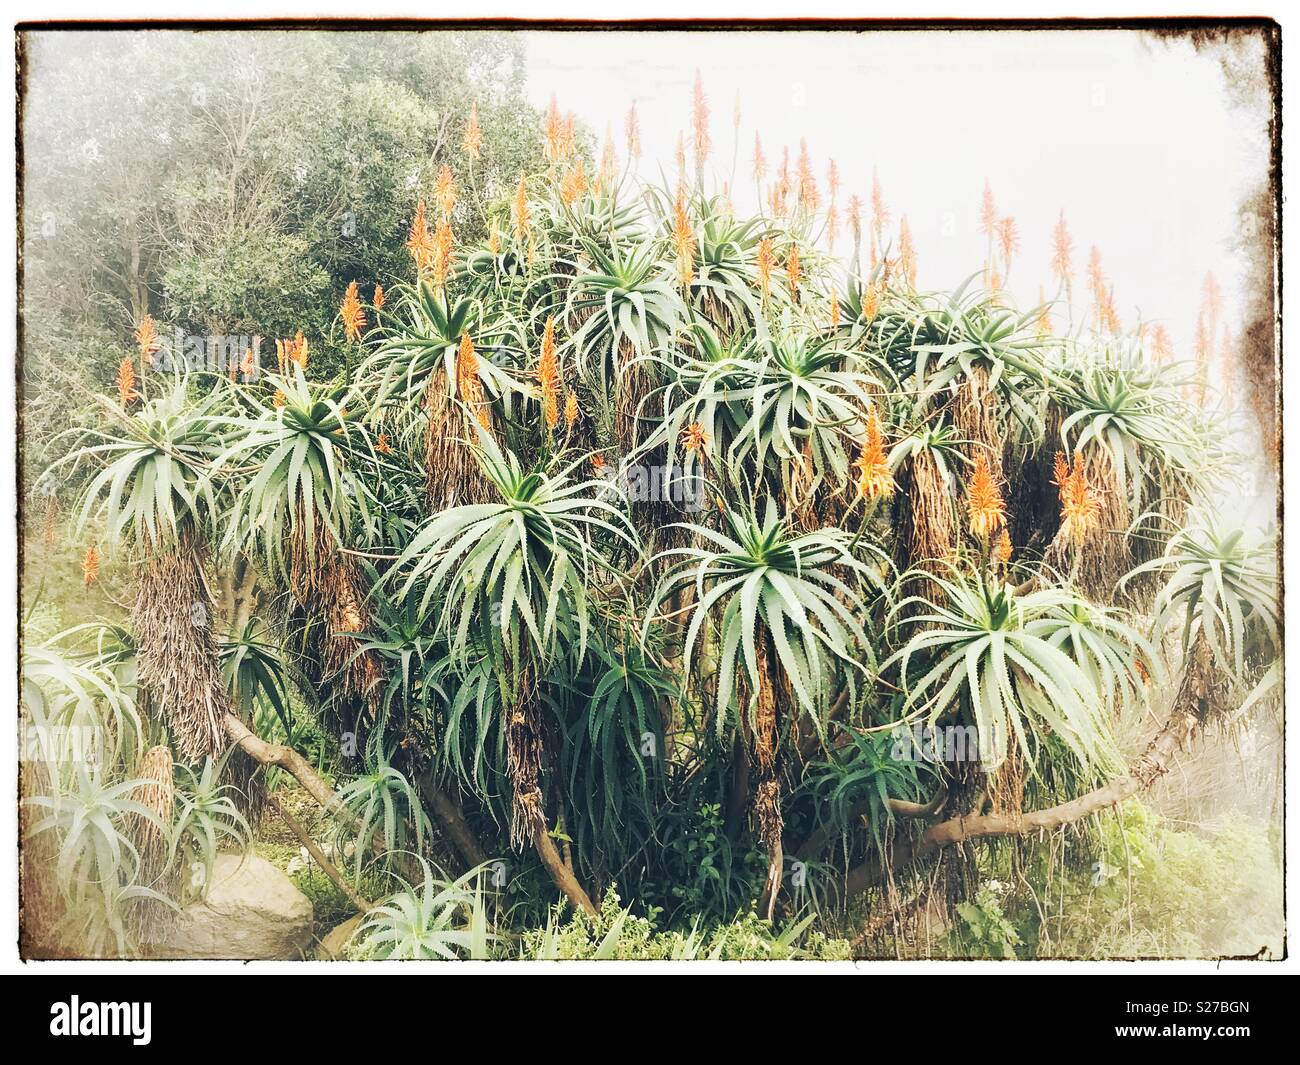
xmin=406 ymin=200 xmax=436 ymax=275
xmin=681 ymin=421 xmax=710 ymax=455
xmin=512 ymin=172 xmax=531 ymax=241
xmin=996 ymin=528 xmax=1013 ymax=567
xmin=432 ymin=220 xmax=455 ymax=290
xmin=796 ymin=139 xmax=818 ymax=211
xmin=752 ymin=132 xmax=766 ymax=184
xmin=134 ymin=315 xmax=160 ymax=365
xmin=871 ymin=167 xmax=889 ymax=232
xmin=691 ymin=70 xmax=710 ymax=172
xmin=829 ymin=287 xmax=841 ymax=331
xmin=966 ymin=453 xmax=1006 ymax=539
xmin=560 ymin=112 xmax=576 ymax=162
xmin=373 ymin=284 xmax=385 ymax=310
xmin=560 ymin=160 xmax=588 ymax=206
xmin=1147 ymin=322 xmax=1173 ymax=364
xmin=979 ymin=179 xmax=998 ymax=238
xmin=564 ymin=391 xmax=579 ymax=428
xmin=854 ymin=409 xmax=895 ymax=501
xmin=591 ymin=453 xmax=607 ymax=474
xmin=898 ymin=216 xmax=917 ymax=288
xmin=544 ymin=95 xmax=564 ymax=163
xmin=82 ymin=546 xmax=99 ymax=586
xmin=538 ymin=315 xmax=561 ymax=430
xmin=291 ymin=330 xmax=309 ymax=370
xmin=1059 ymin=452 xmax=1100 ymax=543
xmin=847 ymin=194 xmax=862 ymax=236
xmin=240 ymin=347 xmax=256 ymax=380
xmin=117 ymin=355 xmax=137 ymax=407
xmin=488 ymin=225 xmax=501 ymax=255
xmin=1052 ymin=450 xmax=1070 ymax=493
xmin=786 ymin=245 xmax=801 ymax=295
xmin=671 ymin=182 xmax=696 ymax=287
xmin=862 ymin=283 xmax=880 ymax=321
xmin=625 ymin=103 xmax=641 ymax=160
xmin=456 ymin=333 xmax=491 ymax=431
xmin=755 ymin=237 xmax=774 ymax=297
xmin=462 ymin=102 xmax=483 ymax=161
xmin=375 ymin=433 xmax=392 ymax=455
xmin=1051 ymin=209 xmax=1074 ymax=297
xmin=340 ymin=281 xmax=366 ymax=343
xmin=997 ymin=215 xmax=1020 ymax=268
xmin=597 ymin=128 xmax=616 ymax=192
xmin=435 ymin=164 xmax=457 ymax=221
xmin=272 ymin=390 xmax=286 ymax=408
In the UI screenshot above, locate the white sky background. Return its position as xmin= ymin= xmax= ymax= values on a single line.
xmin=522 ymin=28 xmax=1270 ymax=370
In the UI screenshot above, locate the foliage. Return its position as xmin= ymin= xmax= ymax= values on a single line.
xmin=25 ymin=55 xmax=1280 ymax=960
xmin=520 ymin=890 xmax=851 ymax=961
xmin=351 ymin=859 xmax=496 ymax=960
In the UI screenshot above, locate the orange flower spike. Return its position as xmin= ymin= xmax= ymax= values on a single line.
xmin=898 ymin=216 xmax=917 ymax=288
xmin=512 ymin=172 xmax=531 ymax=241
xmin=755 ymin=237 xmax=774 ymax=297
xmin=681 ymin=421 xmax=710 ymax=455
xmin=372 ymin=284 xmax=385 ymax=310
xmin=1060 ymin=453 xmax=1100 ymax=543
xmin=462 ymin=102 xmax=483 ymax=161
xmin=979 ymin=179 xmax=998 ymax=238
xmin=691 ymin=70 xmax=710 ymax=171
xmin=853 ymin=408 xmax=895 ymax=501
xmin=435 ymin=164 xmax=457 ymax=221
xmin=560 ymin=113 xmax=576 ymax=162
xmin=996 ymin=528 xmax=1013 ymax=567
xmin=870 ymin=167 xmax=889 ymax=232
xmin=543 ymin=95 xmax=563 ymax=163
xmin=538 ymin=315 xmax=561 ymax=430
xmin=375 ymin=433 xmax=392 ymax=455
xmin=966 ymin=453 xmax=1006 ymax=539
xmin=82 ymin=546 xmax=99 ymax=586
xmin=340 ymin=281 xmax=366 ymax=343
xmin=598 ymin=125 xmax=617 ymax=191
xmin=671 ymin=182 xmax=696 ymax=287
xmin=1051 ymin=209 xmax=1074 ymax=295
xmin=564 ymin=391 xmax=579 ymax=429
xmin=406 ymin=200 xmax=435 ymax=275
xmin=786 ymin=245 xmax=801 ymax=296
xmin=752 ymin=133 xmax=766 ymax=183
xmin=272 ymin=390 xmax=287 ymax=408
xmin=998 ymin=215 xmax=1020 ymax=265
xmin=292 ymin=330 xmax=309 ymax=370
xmin=457 ymin=333 xmax=491 ymax=431
xmin=117 ymin=355 xmax=137 ymax=407
xmin=432 ymin=221 xmax=456 ymax=289
xmin=1052 ymin=450 xmax=1070 ymax=498
xmin=796 ymin=139 xmax=819 ymax=210
xmin=134 ymin=315 xmax=160 ymax=365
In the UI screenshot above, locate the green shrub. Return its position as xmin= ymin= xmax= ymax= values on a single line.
xmin=520 ymin=891 xmax=851 ymax=961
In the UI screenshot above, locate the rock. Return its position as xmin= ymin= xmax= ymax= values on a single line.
xmin=316 ymin=913 xmax=366 ymax=960
xmin=143 ymin=852 xmax=313 ymax=960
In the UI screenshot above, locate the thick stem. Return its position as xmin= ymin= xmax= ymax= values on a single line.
xmin=420 ymin=780 xmax=489 ymax=868
xmin=533 ymin=828 xmax=598 ymax=915
xmin=838 ymin=709 xmax=1198 ymax=900
xmin=267 ymin=794 xmax=372 ymax=914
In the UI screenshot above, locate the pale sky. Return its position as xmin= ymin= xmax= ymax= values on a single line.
xmin=523 ymin=28 xmax=1271 ymax=370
